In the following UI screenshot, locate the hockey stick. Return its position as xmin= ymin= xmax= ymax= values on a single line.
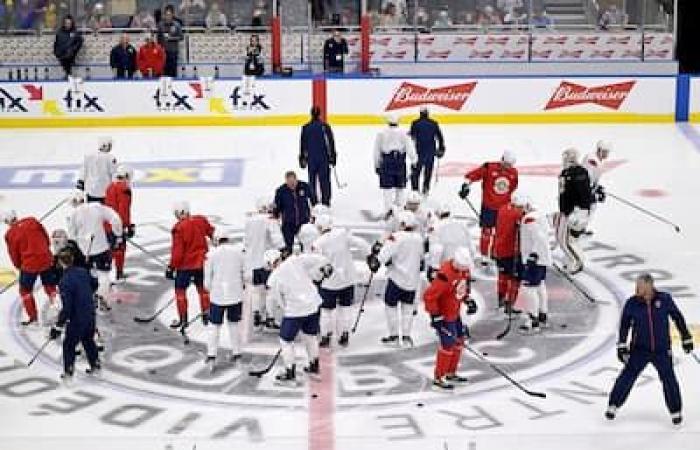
xmin=126 ymin=238 xmax=169 ymax=268
xmin=607 ymin=192 xmax=680 ymax=233
xmin=0 ymin=279 xmax=18 ymax=296
xmin=691 ymin=352 xmax=700 ymax=365
xmin=552 ymin=263 xmax=596 ymax=304
xmin=351 ymin=273 xmax=374 ymax=333
xmin=496 ymin=221 xmax=522 ymax=341
xmin=248 ymin=348 xmax=282 ymax=377
xmin=496 ymin=310 xmax=513 ymax=340
xmin=133 ymin=297 xmax=175 ymax=323
xmin=180 ymin=312 xmax=203 ymax=345
xmin=333 ymin=166 xmax=348 ymax=189
xmin=27 ymin=338 xmax=52 ymax=367
xmin=433 ymin=158 xmax=440 ymax=187
xmin=463 ymin=198 xmax=482 ymax=222
xmin=38 ymin=196 xmax=69 ymax=222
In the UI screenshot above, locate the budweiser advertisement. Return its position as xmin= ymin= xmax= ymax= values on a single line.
xmin=385 ymin=82 xmax=476 ymax=111
xmin=544 ymin=81 xmax=636 ymax=110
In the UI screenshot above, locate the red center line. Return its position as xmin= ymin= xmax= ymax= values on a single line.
xmin=309 ymin=349 xmax=336 ymax=450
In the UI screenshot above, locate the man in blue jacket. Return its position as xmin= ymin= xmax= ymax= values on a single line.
xmin=299 ymin=106 xmax=336 ymax=207
xmin=109 ymin=33 xmax=137 ymax=79
xmin=606 ymin=273 xmax=694 ymax=425
xmin=274 ymin=171 xmax=312 ymax=253
xmin=49 ymin=249 xmax=101 ymax=382
xmin=409 ymin=107 xmax=445 ymax=195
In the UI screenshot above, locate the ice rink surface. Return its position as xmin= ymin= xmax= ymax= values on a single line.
xmin=0 ymin=123 xmax=699 ymax=450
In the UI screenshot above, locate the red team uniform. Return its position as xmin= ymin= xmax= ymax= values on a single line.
xmin=104 ymin=179 xmax=132 ymax=278
xmin=494 ymin=200 xmax=525 ymax=309
xmin=4 ymin=216 xmax=57 ymax=324
xmin=169 ymin=214 xmax=215 ymax=326
xmin=465 ymin=160 xmax=518 ymax=258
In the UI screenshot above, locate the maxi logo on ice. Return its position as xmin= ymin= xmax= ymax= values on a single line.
xmin=0 ymin=159 xmax=244 ymax=189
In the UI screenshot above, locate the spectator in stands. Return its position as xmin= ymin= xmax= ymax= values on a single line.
xmin=477 ymin=5 xmax=502 ymax=26
xmin=15 ymin=0 xmax=34 ymax=29
xmin=503 ymin=6 xmax=526 ymax=26
xmin=157 ymin=6 xmax=183 ymax=77
xmin=599 ymin=4 xmax=625 ymax=30
xmin=86 ymin=2 xmax=111 ymax=29
xmin=529 ymin=8 xmax=553 ymax=29
xmin=251 ymin=1 xmax=267 ymax=27
xmin=110 ymin=33 xmax=137 ymax=79
xmin=379 ymin=2 xmax=401 ymax=27
xmin=244 ymin=34 xmax=264 ymax=76
xmin=414 ymin=6 xmax=429 ymax=29
xmin=179 ymin=0 xmax=205 ymax=26
xmin=44 ymin=1 xmax=57 ymax=29
xmin=433 ymin=7 xmax=453 ymax=28
xmin=205 ymin=1 xmax=227 ymax=28
xmin=131 ymin=8 xmax=156 ymax=29
xmin=137 ymin=33 xmax=165 ymax=78
xmin=53 ymin=14 xmax=82 ymax=77
xmin=323 ymin=29 xmax=348 ymax=74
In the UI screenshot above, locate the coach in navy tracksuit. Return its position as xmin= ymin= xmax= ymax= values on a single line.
xmin=49 ymin=249 xmax=101 ymax=380
xmin=409 ymin=107 xmax=445 ymax=195
xmin=606 ymin=273 xmax=694 ymax=425
xmin=273 ymin=171 xmax=312 ymax=253
xmin=299 ymin=106 xmax=336 ymax=207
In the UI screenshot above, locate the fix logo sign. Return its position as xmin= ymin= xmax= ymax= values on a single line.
xmin=154 ymin=82 xmax=271 ymax=112
xmin=0 ymin=84 xmax=43 ymax=113
xmin=0 ymin=158 xmax=244 ymax=189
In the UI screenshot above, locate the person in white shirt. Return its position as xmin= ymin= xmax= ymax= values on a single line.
xmin=311 ymin=214 xmax=371 ymax=348
xmin=368 ymin=210 xmax=423 ymax=347
xmin=77 ymin=137 xmax=117 ymax=203
xmin=581 ymin=140 xmax=611 ymax=235
xmin=265 ymin=249 xmax=332 ymax=385
xmin=204 ymin=229 xmax=246 ymax=372
xmin=374 ymin=113 xmax=417 ymax=216
xmin=428 ymin=202 xmax=477 ymax=280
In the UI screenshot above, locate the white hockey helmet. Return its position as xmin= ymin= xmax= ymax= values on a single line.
xmin=596 ymin=140 xmax=612 ymax=158
xmin=311 ymin=203 xmax=331 ymax=219
xmin=501 ymin=150 xmax=516 ymax=166
xmin=51 ymin=228 xmax=69 ymax=252
xmin=386 ymin=113 xmax=400 ymax=126
xmin=255 ymin=196 xmax=272 ymax=213
xmin=263 ymin=248 xmax=282 ymax=269
xmin=69 ymin=190 xmax=85 ymax=207
xmin=0 ymin=209 xmax=17 ymax=225
xmin=98 ymin=136 xmax=113 ymax=152
xmin=315 ymin=214 xmax=333 ymax=232
xmin=398 ymin=210 xmax=417 ymax=229
xmin=435 ymin=202 xmax=452 ymax=217
xmin=511 ymin=192 xmax=528 ymax=208
xmin=212 ymin=228 xmax=229 ymax=245
xmin=298 ymin=223 xmax=318 ymax=244
xmin=562 ymin=147 xmax=580 ymax=168
xmin=115 ymin=164 xmax=133 ymax=180
xmin=405 ymin=191 xmax=422 ymax=210
xmin=172 ymin=200 xmax=190 ymax=217
xmin=453 ymin=247 xmax=473 ymax=271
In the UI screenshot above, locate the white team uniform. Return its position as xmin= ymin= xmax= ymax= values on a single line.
xmin=374 ymin=126 xmax=417 ymax=213
xmin=582 ymin=152 xmax=604 ymax=225
xmin=298 ymin=223 xmax=319 ymax=254
xmin=203 ymin=242 xmax=246 ymax=360
xmin=79 ymin=151 xmax=117 ymax=199
xmin=378 ymin=230 xmax=424 ymax=340
xmin=385 ymin=204 xmax=433 ymax=238
xmin=428 ymin=216 xmax=477 ymax=270
xmin=312 ymin=227 xmax=371 ymax=338
xmin=67 ymin=202 xmax=122 ymax=305
xmin=519 ymin=209 xmax=553 ymax=330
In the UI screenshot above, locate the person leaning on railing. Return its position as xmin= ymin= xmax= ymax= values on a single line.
xmin=53 ymin=14 xmax=83 ymax=78
xmin=157 ymin=5 xmax=183 ymax=77
xmin=137 ymin=33 xmax=165 ymax=79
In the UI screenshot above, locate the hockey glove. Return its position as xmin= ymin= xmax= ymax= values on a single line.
xmin=616 ymin=343 xmax=630 ymax=364
xmin=320 ymin=264 xmax=334 ymax=280
xmin=526 ymin=253 xmax=538 ymax=267
xmin=279 ymin=247 xmax=292 ymax=260
xmin=427 ymin=266 xmax=437 ymax=282
xmin=366 ymin=254 xmax=380 ymax=273
xmin=76 ymin=179 xmax=85 ymax=191
xmin=298 ymin=153 xmax=308 ymax=169
xmin=126 ymin=224 xmax=136 ymax=239
xmin=682 ymin=335 xmax=694 ymax=354
xmin=430 ymin=315 xmax=444 ymax=330
xmin=165 ymin=266 xmax=175 ymax=280
xmin=371 ymin=241 xmax=383 ymax=256
xmin=375 ymin=167 xmax=381 ymax=176
xmin=465 ymin=299 xmax=478 ymax=315
xmin=458 ymin=182 xmax=470 ymax=199
xmin=595 ymin=185 xmax=606 ymax=203
xmin=329 ymin=152 xmax=337 ymax=167
xmin=49 ymin=325 xmax=63 ymax=340
xmin=423 ymin=239 xmax=430 ymax=254
xmin=436 ymin=145 xmax=446 ymax=159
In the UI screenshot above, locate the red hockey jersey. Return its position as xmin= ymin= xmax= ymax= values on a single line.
xmin=493 ymin=203 xmax=524 ymax=259
xmin=170 ymin=215 xmax=214 ymax=270
xmin=105 ymin=180 xmax=132 ymax=227
xmin=4 ymin=217 xmax=53 ymax=272
xmin=424 ymin=260 xmax=471 ymax=322
xmin=465 ymin=162 xmax=518 ymax=210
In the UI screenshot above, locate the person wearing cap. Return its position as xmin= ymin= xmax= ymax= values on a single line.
xmin=1 ymin=210 xmax=57 ymax=326
xmin=459 ymin=151 xmax=518 ymax=266
xmin=137 ymin=33 xmax=165 ymax=78
xmin=374 ymin=113 xmax=417 ymax=217
xmin=409 ymin=107 xmax=445 ymax=196
xmin=166 ymin=201 xmax=215 ymax=328
xmin=424 ymin=246 xmax=475 ymax=390
xmin=104 ymin=165 xmax=134 ymax=281
xmin=605 ymin=273 xmax=694 ymax=425
xmin=203 ymin=229 xmax=246 ymax=373
xmin=493 ymin=193 xmax=526 ymax=314
xmin=299 ymin=106 xmax=337 ymax=207
xmin=273 ymin=171 xmax=313 ymax=253
xmin=76 ymin=137 xmax=117 ymax=204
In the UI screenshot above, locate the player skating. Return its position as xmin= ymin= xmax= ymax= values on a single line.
xmin=76 ymin=136 xmax=117 ymax=203
xmin=427 ymin=203 xmax=477 ymax=281
xmin=581 ymin=140 xmax=611 ymax=235
xmin=374 ymin=113 xmax=417 ymax=217
xmin=493 ymin=193 xmax=526 ymax=313
xmin=104 ymin=164 xmax=134 ymax=281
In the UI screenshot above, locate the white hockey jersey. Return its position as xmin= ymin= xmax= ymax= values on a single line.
xmin=520 ymin=210 xmax=552 ymax=266
xmin=373 ymin=127 xmax=417 ymax=170
xmin=312 ymin=228 xmax=371 ymax=290
xmin=378 ymin=230 xmax=424 ymax=291
xmin=266 ymin=253 xmax=328 ymax=318
xmin=243 ymin=212 xmax=284 ymax=272
xmin=582 ymin=152 xmax=603 ymax=187
xmin=79 ymin=151 xmax=117 ymax=198
xmin=204 ymin=242 xmax=246 ymax=306
xmin=298 ymin=223 xmax=319 ymax=254
xmin=384 ymin=204 xmax=434 ymax=238
xmin=67 ymin=202 xmax=122 ymax=256
xmin=428 ymin=217 xmax=474 ymax=270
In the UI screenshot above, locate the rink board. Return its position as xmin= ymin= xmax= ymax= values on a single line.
xmin=689 ymin=76 xmax=700 ymax=122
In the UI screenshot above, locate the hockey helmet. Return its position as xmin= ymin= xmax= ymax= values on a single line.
xmin=311 ymin=203 xmax=331 ymax=219
xmin=453 ymin=247 xmax=473 ymax=271
xmin=596 ymin=140 xmax=612 ymax=158
xmin=386 ymin=113 xmax=400 ymax=126
xmin=501 ymin=150 xmax=516 ymax=166
xmin=115 ymin=164 xmax=133 ymax=180
xmin=0 ymin=209 xmax=17 ymax=225
xmin=263 ymin=249 xmax=282 ymax=269
xmin=51 ymin=228 xmax=69 ymax=252
xmin=172 ymin=200 xmax=190 ymax=218
xmin=398 ymin=210 xmax=417 ymax=229
xmin=315 ymin=214 xmax=333 ymax=232
xmin=435 ymin=202 xmax=452 ymax=217
xmin=405 ymin=191 xmax=422 ymax=210
xmin=98 ymin=136 xmax=113 ymax=152
xmin=69 ymin=190 xmax=85 ymax=207
xmin=298 ymin=223 xmax=318 ymax=243
xmin=562 ymin=147 xmax=580 ymax=168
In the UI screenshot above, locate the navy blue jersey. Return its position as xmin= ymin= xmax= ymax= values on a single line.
xmin=619 ymin=291 xmax=691 ymax=353
xmin=409 ymin=117 xmax=444 ymax=160
xmin=300 ymin=119 xmax=336 ymax=165
xmin=57 ymin=266 xmax=97 ymax=329
xmin=274 ymin=181 xmax=312 ymax=227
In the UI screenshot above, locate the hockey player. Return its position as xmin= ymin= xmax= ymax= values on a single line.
xmin=374 ymin=113 xmax=417 ymax=216
xmin=166 ymin=201 xmax=214 ymax=328
xmin=49 ymin=249 xmax=101 ymax=382
xmin=298 ymin=223 xmax=320 ymax=254
xmin=204 ymin=229 xmax=245 ymax=372
xmin=459 ymin=151 xmax=518 ymax=265
xmin=273 ymin=171 xmax=313 ymax=253
xmin=493 ymin=193 xmax=526 ymax=312
xmin=368 ymin=211 xmax=423 ymax=346
xmin=424 ymin=247 xmax=475 ymax=390
xmin=384 ymin=190 xmax=433 ymax=238
xmin=605 ymin=273 xmax=694 ymax=425
xmin=299 ymin=106 xmax=337 ymax=207
xmin=104 ymin=164 xmax=134 ymax=281
xmin=581 ymin=140 xmax=611 ymax=234
xmin=67 ymin=191 xmax=123 ymax=312
xmin=244 ymin=197 xmax=285 ymax=331
xmin=76 ymin=136 xmax=117 ymax=203
xmin=555 ymin=148 xmax=593 ymax=274
xmin=1 ymin=210 xmax=58 ymax=325
xmin=409 ymin=107 xmax=445 ymax=195
xmin=518 ymin=196 xmax=552 ymax=334
xmin=427 ymin=203 xmax=477 ymax=281
xmin=265 ymin=249 xmax=332 ymax=385
xmin=312 ymin=214 xmax=371 ymax=348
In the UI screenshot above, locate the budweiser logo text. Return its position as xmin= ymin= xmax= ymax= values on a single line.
xmin=544 ymin=81 xmax=635 ymax=110
xmin=385 ymin=82 xmax=476 ymax=111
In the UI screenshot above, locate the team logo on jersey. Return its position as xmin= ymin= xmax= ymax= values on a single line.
xmin=493 ymin=176 xmax=512 ymax=195
xmin=385 ymin=82 xmax=476 ymax=111
xmin=544 ymin=81 xmax=636 ymax=110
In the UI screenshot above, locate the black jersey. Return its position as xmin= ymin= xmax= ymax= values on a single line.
xmin=559 ymin=165 xmax=593 ymax=215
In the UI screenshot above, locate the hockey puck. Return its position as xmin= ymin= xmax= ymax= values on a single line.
xmin=482 ymin=352 xmax=488 ymax=356
xmin=561 ymin=324 xmax=568 ymax=329
xmin=153 ymin=327 xmax=158 ymax=332
xmin=416 ymin=403 xmax=424 ymax=408
xmin=365 ymin=391 xmax=373 ymax=396
xmin=311 ymin=393 xmax=318 ymax=399
xmin=148 ymin=369 xmax=157 ymax=375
